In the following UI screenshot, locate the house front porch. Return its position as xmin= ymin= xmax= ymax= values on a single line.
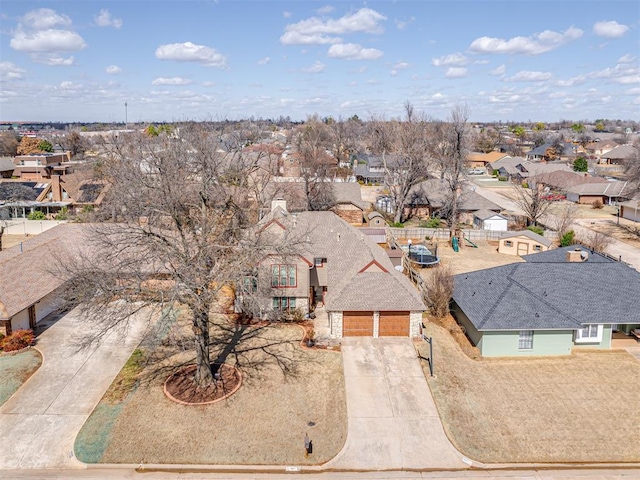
xmin=611 ymin=330 xmax=640 ymax=349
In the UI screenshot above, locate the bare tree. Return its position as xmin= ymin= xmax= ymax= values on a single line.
xmin=422 ymin=264 xmax=454 ymax=319
xmin=473 ymin=127 xmax=502 ymax=153
xmin=62 ymin=123 xmax=301 ymax=388
xmin=368 ymin=102 xmax=432 ymax=223
xmin=579 ymin=230 xmax=613 ymax=254
xmin=512 ymin=182 xmax=554 ymax=227
xmin=293 ymin=116 xmax=336 ymax=211
xmin=551 ymin=203 xmax=579 ymax=237
xmin=431 ymin=105 xmax=471 ymax=235
xmin=0 ymin=132 xmax=19 ymax=156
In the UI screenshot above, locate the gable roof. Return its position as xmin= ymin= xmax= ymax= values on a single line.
xmin=601 ymin=145 xmax=637 ymax=160
xmin=258 ymin=209 xmax=425 ymax=312
xmin=467 ymin=152 xmax=509 ymax=163
xmin=0 ymin=224 xmax=92 ymax=320
xmin=453 ymin=260 xmax=640 ymax=331
xmin=0 ymin=181 xmax=47 ymax=203
xmin=408 ymin=179 xmax=502 ymax=212
xmin=567 ymin=181 xmax=629 ymax=198
xmin=501 ymin=230 xmax=554 ymax=247
xmin=521 ymin=245 xmax=613 ymax=263
xmin=474 ymin=209 xmax=506 ymax=221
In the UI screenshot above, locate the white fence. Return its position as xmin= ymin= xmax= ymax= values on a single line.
xmin=388 ymin=227 xmax=558 ymax=242
xmin=3 ymin=219 xmax=66 ymax=235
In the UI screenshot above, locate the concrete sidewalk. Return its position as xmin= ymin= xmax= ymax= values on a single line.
xmin=325 ymin=337 xmax=468 ymax=470
xmin=0 ymin=308 xmax=148 ymax=470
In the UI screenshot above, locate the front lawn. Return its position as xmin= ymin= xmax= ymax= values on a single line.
xmin=0 ymin=349 xmax=42 ymax=406
xmin=418 ymin=320 xmax=640 ymax=463
xmin=75 ymin=321 xmax=346 ymax=465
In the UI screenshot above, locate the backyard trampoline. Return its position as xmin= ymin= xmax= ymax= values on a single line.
xmin=400 ymin=244 xmax=440 ymax=267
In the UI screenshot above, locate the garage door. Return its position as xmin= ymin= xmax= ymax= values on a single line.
xmin=379 ymin=311 xmax=410 ymax=336
xmin=343 ymin=311 xmax=374 ymax=336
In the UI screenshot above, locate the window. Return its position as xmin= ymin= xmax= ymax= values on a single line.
xmin=241 ymin=276 xmax=257 ymax=293
xmin=505 ymin=240 xmax=513 ymax=247
xmin=518 ymin=330 xmax=534 ymax=350
xmin=533 ymin=244 xmax=542 ymax=251
xmin=272 ymin=297 xmax=297 ymax=311
xmin=271 ymin=264 xmax=296 ymax=287
xmin=575 ymin=324 xmax=603 ymax=343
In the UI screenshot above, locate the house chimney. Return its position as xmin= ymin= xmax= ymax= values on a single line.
xmin=51 ymin=175 xmax=62 ymax=202
xmin=566 ymin=247 xmax=584 ymax=263
xmin=271 ymin=198 xmax=287 ymax=212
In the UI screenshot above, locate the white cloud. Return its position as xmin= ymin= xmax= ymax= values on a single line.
xmin=280 ymin=8 xmax=386 ymax=45
xmin=31 ymin=54 xmax=75 ymax=65
xmin=10 ymin=8 xmax=86 ymax=60
xmin=393 ymin=62 xmax=410 ymax=70
xmin=283 ymin=11 xmax=292 ymax=19
xmin=431 ymin=52 xmax=469 ymax=67
xmin=105 ymin=64 xmax=121 ymax=75
xmin=94 ymin=9 xmax=123 ymax=29
xmin=155 ymin=42 xmax=226 ymax=67
xmin=316 ymin=5 xmax=334 ymax=15
xmin=21 ymin=8 xmax=71 ymax=30
xmin=505 ymin=70 xmax=552 ymax=82
xmin=588 ymin=63 xmax=639 ymax=84
xmin=469 ymin=26 xmax=583 ymax=55
xmin=202 ymin=81 xmax=216 ymax=87
xmin=489 ymin=64 xmax=506 ymax=76
xmin=445 ymin=67 xmax=467 ymax=78
xmin=327 ymin=43 xmax=383 ymax=60
xmin=556 ymin=75 xmax=586 ymax=87
xmin=303 ymin=61 xmax=326 ymax=73
xmin=0 ymin=62 xmax=26 ymax=80
xmin=152 ymin=77 xmax=192 ymax=86
xmin=618 ymin=54 xmax=636 ymax=64
xmin=593 ymin=20 xmax=629 ymax=38
xmin=257 ymin=56 xmax=270 ymax=65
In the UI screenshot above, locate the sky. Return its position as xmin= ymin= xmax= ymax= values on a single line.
xmin=0 ymin=1 xmax=639 ymax=123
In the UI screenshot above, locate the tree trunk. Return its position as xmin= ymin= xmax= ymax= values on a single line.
xmin=193 ymin=308 xmax=214 ymax=387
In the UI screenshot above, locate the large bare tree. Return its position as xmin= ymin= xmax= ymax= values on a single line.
xmin=63 ymin=124 xmax=299 ymax=388
xmin=368 ymin=103 xmax=432 ymax=223
xmin=512 ymin=181 xmax=554 ymax=227
xmin=431 ymin=105 xmax=471 ymax=234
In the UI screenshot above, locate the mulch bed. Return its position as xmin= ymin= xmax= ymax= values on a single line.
xmin=164 ymin=363 xmax=241 ymax=405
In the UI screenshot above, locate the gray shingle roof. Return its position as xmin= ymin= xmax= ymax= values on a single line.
xmin=0 ymin=182 xmax=45 ymax=202
xmin=521 ymin=245 xmax=613 ymax=263
xmin=567 ymin=181 xmax=629 ymax=198
xmin=453 ymin=259 xmax=640 ymax=331
xmin=474 ymin=209 xmax=506 ymax=221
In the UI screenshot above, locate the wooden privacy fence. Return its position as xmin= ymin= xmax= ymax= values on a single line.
xmin=388 ymin=227 xmax=559 ymax=242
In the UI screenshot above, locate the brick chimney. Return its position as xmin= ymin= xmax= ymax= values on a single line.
xmin=51 ymin=175 xmax=62 ymax=202
xmin=566 ymin=247 xmax=585 ymax=262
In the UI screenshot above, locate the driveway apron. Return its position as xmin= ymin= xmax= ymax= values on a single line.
xmin=325 ymin=337 xmax=467 ymax=470
xmin=0 ymin=308 xmax=147 ymax=470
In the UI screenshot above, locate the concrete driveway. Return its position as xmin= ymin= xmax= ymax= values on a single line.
xmin=325 ymin=337 xmax=467 ymax=470
xmin=0 ymin=308 xmax=148 ymax=470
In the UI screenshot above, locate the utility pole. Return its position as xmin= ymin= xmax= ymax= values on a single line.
xmin=125 ymin=102 xmax=128 ymax=129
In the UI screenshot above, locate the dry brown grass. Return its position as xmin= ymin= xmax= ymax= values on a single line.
xmin=417 ymin=322 xmax=640 ymax=463
xmin=79 ymin=323 xmax=347 ymax=465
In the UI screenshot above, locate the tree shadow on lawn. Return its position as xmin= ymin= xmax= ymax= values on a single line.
xmin=75 ymin=320 xmax=344 ymax=465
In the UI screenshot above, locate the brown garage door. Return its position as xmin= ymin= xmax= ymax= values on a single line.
xmin=343 ymin=311 xmax=374 ymax=336
xmin=379 ymin=311 xmax=410 ymax=336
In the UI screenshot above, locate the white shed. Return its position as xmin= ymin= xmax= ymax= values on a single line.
xmin=620 ymin=199 xmax=640 ymax=223
xmin=473 ymin=209 xmax=508 ymax=231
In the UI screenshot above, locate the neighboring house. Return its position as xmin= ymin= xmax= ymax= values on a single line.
xmin=566 ymin=181 xmax=630 ymax=205
xmin=0 ymin=224 xmax=87 ymax=336
xmin=331 ymin=182 xmax=370 ymax=226
xmin=584 ymin=141 xmax=616 ymax=157
xmin=405 ymin=179 xmax=502 ymax=223
xmin=366 ymin=211 xmax=386 ymax=227
xmin=492 ymin=158 xmax=573 ymax=183
xmin=473 ymin=210 xmax=508 ymax=231
xmin=451 ymin=246 xmax=640 ymax=357
xmin=527 ymin=171 xmax=603 ymax=194
xmin=598 ymin=145 xmax=637 ymax=165
xmin=620 ymin=198 xmax=640 ymax=222
xmin=498 ymin=230 xmax=553 ymax=256
xmin=12 ymin=153 xmax=71 ymax=180
xmin=466 ymin=152 xmax=510 ymax=169
xmin=0 ymin=157 xmax=14 ymax=178
xmin=526 ymin=142 xmax=576 ymax=162
xmin=251 ymin=205 xmax=425 ymax=338
xmin=353 ymin=154 xmax=404 ymax=184
xmin=358 ymin=227 xmax=387 ymax=245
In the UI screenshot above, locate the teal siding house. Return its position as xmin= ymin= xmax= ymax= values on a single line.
xmin=451 ymin=246 xmax=640 ymax=357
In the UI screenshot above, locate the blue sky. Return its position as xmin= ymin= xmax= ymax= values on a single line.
xmin=0 ymin=1 xmax=638 ymax=123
